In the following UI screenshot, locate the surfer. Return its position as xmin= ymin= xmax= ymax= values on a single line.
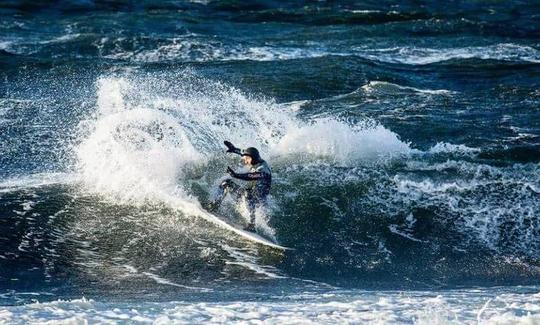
xmin=208 ymin=141 xmax=272 ymax=232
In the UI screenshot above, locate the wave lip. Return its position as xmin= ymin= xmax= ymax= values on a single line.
xmin=0 ymin=173 xmax=73 ymax=193
xmin=362 ymin=81 xmax=456 ymax=96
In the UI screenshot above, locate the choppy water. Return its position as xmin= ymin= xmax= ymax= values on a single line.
xmin=1 ymin=1 xmax=539 ymax=323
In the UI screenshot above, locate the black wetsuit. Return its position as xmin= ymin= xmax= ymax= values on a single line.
xmin=231 ymin=160 xmax=272 ymax=199
xmin=216 ymin=150 xmax=272 ymax=226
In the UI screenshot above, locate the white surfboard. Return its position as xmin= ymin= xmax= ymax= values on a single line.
xmin=200 ymin=210 xmax=292 ymax=251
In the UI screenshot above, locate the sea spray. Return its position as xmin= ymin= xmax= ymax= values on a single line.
xmin=273 ymin=118 xmax=411 ymax=165
xmin=76 ymin=71 xmax=411 ymax=205
xmin=77 ymin=77 xmax=201 ymax=204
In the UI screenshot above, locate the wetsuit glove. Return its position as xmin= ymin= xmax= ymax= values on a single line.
xmin=226 ymin=166 xmax=236 ymax=177
xmin=224 ymin=141 xmax=238 ymax=153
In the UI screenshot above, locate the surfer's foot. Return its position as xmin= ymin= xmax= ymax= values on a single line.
xmin=243 ymin=223 xmax=255 ymax=232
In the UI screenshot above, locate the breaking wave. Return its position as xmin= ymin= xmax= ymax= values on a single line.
xmin=1 ymin=70 xmax=538 ymax=292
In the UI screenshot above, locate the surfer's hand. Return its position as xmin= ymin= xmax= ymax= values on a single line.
xmin=224 ymin=140 xmax=237 ymax=153
xmin=226 ymin=166 xmax=236 ymax=176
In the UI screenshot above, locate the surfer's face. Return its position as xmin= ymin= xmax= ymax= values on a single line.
xmin=241 ymin=155 xmax=252 ymax=165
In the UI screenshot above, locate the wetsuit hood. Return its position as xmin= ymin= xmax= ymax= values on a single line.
xmin=241 ymin=147 xmax=262 ymax=164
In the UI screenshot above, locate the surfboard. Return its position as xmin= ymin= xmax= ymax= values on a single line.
xmin=200 ymin=210 xmax=292 ymax=251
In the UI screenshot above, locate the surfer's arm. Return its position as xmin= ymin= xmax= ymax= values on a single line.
xmin=224 ymin=140 xmax=242 ymax=155
xmin=230 ymin=171 xmax=269 ymax=181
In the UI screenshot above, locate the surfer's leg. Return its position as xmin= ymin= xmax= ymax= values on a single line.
xmin=243 ymin=192 xmax=256 ymax=231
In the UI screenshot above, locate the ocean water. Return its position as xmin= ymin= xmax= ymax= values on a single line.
xmin=0 ymin=1 xmax=539 ymax=324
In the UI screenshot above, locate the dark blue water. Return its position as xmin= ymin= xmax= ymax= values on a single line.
xmin=1 ymin=1 xmax=539 ymax=323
